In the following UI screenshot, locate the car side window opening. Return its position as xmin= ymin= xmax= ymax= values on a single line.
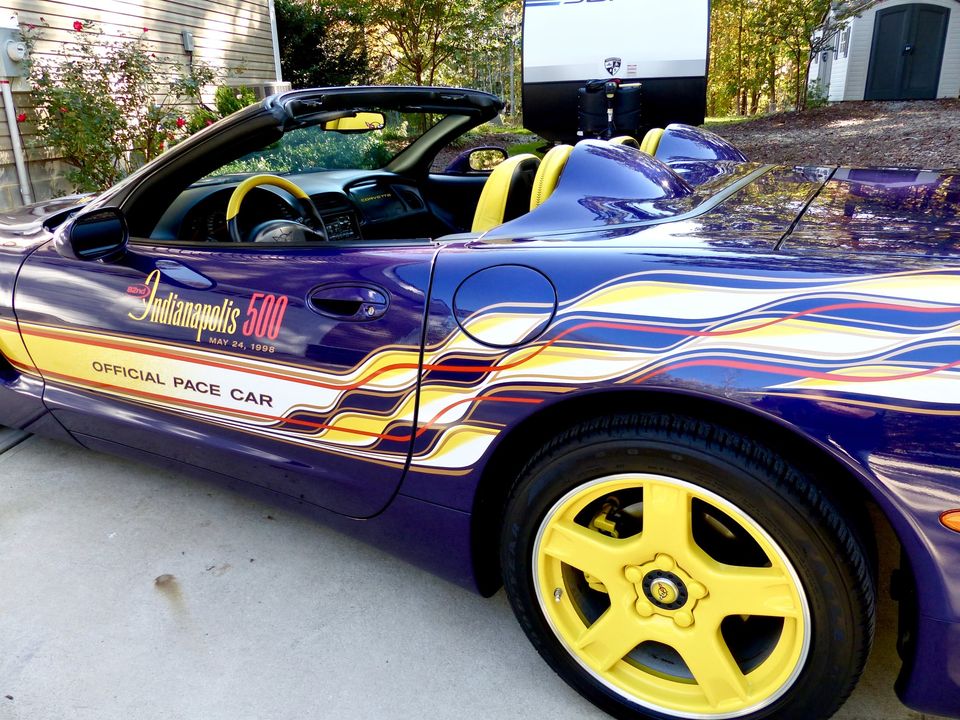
xmin=208 ymin=111 xmax=438 ymax=177
xmin=145 ymin=110 xmax=470 ymax=246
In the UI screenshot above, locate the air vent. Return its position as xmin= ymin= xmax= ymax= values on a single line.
xmin=311 ymin=193 xmax=353 ymax=212
xmin=248 ymin=81 xmax=293 ymax=100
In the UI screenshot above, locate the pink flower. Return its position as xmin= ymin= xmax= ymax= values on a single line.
xmin=175 ymin=116 xmax=186 ymax=128
xmin=204 ymin=118 xmax=214 ymax=126
xmin=143 ymin=27 xmax=148 ymax=33
xmin=27 ymin=24 xmax=35 ymax=30
xmin=59 ymin=106 xmax=67 ymax=113
xmin=73 ymin=20 xmax=83 ymax=31
xmin=16 ymin=113 xmax=26 ymax=123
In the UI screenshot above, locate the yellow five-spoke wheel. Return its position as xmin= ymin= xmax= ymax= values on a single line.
xmin=500 ymin=413 xmax=875 ymax=720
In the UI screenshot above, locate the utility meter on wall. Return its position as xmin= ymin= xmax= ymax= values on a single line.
xmin=0 ymin=27 xmax=27 ymax=77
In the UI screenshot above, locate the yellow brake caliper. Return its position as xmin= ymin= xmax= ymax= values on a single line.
xmin=585 ymin=500 xmax=619 ymax=593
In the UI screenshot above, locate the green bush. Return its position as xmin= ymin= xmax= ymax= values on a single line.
xmin=215 ymin=130 xmax=392 ymax=175
xmin=215 ymin=85 xmax=257 ymax=116
xmin=806 ymin=80 xmax=829 ymax=110
xmin=186 ymin=106 xmax=220 ymax=134
xmin=24 ymin=20 xmax=189 ymax=192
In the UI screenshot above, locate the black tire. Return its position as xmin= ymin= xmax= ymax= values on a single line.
xmin=500 ymin=412 xmax=875 ymax=720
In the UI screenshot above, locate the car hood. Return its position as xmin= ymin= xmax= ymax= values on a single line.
xmin=0 ymin=194 xmax=92 ymax=256
xmin=783 ymin=167 xmax=960 ymax=258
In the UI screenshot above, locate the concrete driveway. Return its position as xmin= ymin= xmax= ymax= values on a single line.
xmin=0 ymin=436 xmax=945 ymax=720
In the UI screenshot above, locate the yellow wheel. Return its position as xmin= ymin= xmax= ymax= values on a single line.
xmin=501 ymin=413 xmax=874 ymax=720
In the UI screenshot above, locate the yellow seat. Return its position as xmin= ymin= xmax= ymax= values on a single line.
xmin=640 ymin=128 xmax=665 ymax=156
xmin=471 ymin=153 xmax=541 ymax=233
xmin=610 ymin=136 xmax=641 ymax=150
xmin=530 ymin=144 xmax=574 ymax=211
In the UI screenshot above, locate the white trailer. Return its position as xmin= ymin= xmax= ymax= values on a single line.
xmin=522 ymin=0 xmax=711 ymax=142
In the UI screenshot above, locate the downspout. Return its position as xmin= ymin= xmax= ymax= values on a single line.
xmin=0 ymin=79 xmax=32 ymax=205
xmin=267 ymin=0 xmax=283 ymax=83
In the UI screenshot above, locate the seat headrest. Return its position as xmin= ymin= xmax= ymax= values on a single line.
xmin=640 ymin=128 xmax=665 ymax=156
xmin=610 ymin=136 xmax=641 ymax=150
xmin=530 ymin=144 xmax=574 ymax=211
xmin=471 ymin=154 xmax=541 ymax=233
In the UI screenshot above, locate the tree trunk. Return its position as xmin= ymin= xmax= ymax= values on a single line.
xmin=508 ymin=43 xmax=515 ymax=117
xmin=802 ymin=52 xmax=816 ymax=110
xmin=768 ymin=51 xmax=777 ymax=111
xmin=794 ymin=48 xmax=802 ymax=110
xmin=736 ymin=7 xmax=744 ymax=115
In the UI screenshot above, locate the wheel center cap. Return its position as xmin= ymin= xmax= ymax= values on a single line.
xmin=624 ymin=554 xmax=708 ymax=627
xmin=644 ymin=573 xmax=685 ymax=609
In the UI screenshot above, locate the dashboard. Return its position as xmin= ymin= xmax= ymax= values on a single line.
xmin=152 ymin=170 xmax=439 ymax=245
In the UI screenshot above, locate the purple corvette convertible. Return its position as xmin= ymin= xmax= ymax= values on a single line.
xmin=1 ymin=86 xmax=958 ymax=720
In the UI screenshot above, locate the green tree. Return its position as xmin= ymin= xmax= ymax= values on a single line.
xmin=274 ymin=0 xmax=370 ymax=88
xmin=708 ymin=0 xmax=883 ymax=116
xmin=360 ymin=0 xmax=510 ymax=87
xmin=709 ymin=0 xmax=769 ymax=116
xmin=449 ymin=1 xmax=521 ymax=114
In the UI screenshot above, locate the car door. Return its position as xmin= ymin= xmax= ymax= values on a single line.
xmin=14 ymin=238 xmax=435 ymax=518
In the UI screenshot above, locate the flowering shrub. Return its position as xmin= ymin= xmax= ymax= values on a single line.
xmin=24 ymin=20 xmax=190 ymax=192
xmin=185 ymin=84 xmax=257 ymax=133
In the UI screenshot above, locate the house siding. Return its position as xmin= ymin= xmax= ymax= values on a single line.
xmin=0 ymin=0 xmax=284 ymax=210
xmin=829 ymin=28 xmax=852 ymax=101
xmin=937 ymin=2 xmax=960 ymax=96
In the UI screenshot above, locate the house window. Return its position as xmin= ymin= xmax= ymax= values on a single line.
xmin=839 ymin=26 xmax=851 ymax=58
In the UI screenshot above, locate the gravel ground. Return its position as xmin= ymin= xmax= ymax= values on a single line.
xmin=707 ymin=99 xmax=960 ymax=169
xmin=439 ymin=100 xmax=958 ymax=171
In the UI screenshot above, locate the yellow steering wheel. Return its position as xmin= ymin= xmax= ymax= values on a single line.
xmin=226 ymin=174 xmax=326 ymax=243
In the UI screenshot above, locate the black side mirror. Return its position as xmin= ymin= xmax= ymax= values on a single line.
xmin=444 ymin=146 xmax=509 ymax=174
xmin=55 ymin=207 xmax=129 ymax=262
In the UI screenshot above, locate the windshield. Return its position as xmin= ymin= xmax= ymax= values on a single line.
xmin=210 ymin=112 xmax=444 ymax=176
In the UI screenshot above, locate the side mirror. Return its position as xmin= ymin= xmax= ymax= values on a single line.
xmin=444 ymin=146 xmax=509 ymax=174
xmin=54 ymin=207 xmax=129 ymax=262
